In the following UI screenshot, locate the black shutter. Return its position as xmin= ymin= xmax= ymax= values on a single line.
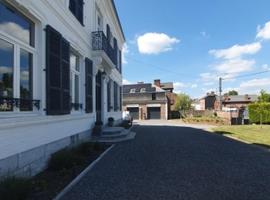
xmin=85 ymin=58 xmax=93 ymax=113
xmin=77 ymin=0 xmax=84 ymax=25
xmin=119 ymin=86 xmax=122 ymax=111
xmin=61 ymin=38 xmax=71 ymax=114
xmin=119 ymin=50 xmax=122 ymax=74
xmin=107 ymin=80 xmax=111 ymax=112
xmin=113 ymin=38 xmax=118 ymax=69
xmin=69 ymin=0 xmax=84 ymax=25
xmin=114 ymin=82 xmax=118 ymax=111
xmin=46 ymin=25 xmax=70 ymax=115
xmin=106 ymin=24 xmax=111 ymax=41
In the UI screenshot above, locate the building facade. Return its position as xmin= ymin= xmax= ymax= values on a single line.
xmin=123 ymin=82 xmax=168 ymax=120
xmin=0 ymin=0 xmax=124 ymax=178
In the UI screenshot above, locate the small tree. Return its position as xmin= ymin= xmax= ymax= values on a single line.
xmin=224 ymin=90 xmax=238 ymax=96
xmin=174 ymin=93 xmax=192 ymax=112
xmin=258 ymin=90 xmax=270 ymax=102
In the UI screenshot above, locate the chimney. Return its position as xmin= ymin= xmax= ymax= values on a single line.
xmin=154 ymin=79 xmax=161 ymax=87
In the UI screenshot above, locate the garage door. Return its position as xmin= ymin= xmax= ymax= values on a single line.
xmin=127 ymin=107 xmax=139 ymax=120
xmin=147 ymin=107 xmax=161 ymax=119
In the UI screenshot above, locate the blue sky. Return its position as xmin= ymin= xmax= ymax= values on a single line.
xmin=115 ymin=0 xmax=270 ymax=98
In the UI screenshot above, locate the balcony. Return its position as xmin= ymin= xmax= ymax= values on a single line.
xmin=92 ymin=31 xmax=117 ymax=69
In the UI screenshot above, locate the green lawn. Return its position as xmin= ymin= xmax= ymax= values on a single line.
xmin=212 ymin=125 xmax=270 ymax=148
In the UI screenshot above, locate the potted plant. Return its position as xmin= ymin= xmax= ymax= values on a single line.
xmin=93 ymin=121 xmax=103 ymax=136
xmin=108 ymin=117 xmax=114 ymax=127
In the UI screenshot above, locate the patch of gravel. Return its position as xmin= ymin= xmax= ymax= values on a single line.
xmin=61 ymin=125 xmax=270 ymax=200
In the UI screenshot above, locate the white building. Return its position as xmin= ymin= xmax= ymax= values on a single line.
xmin=0 ymin=0 xmax=125 ymax=178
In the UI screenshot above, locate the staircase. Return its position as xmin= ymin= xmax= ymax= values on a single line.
xmin=91 ymin=127 xmax=136 ymax=143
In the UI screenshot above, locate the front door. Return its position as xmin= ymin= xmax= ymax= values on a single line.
xmin=96 ymin=71 xmax=102 ymax=122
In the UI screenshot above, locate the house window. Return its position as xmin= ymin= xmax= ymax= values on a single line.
xmin=140 ymin=88 xmax=146 ymax=93
xmin=70 ymin=51 xmax=80 ymax=111
xmin=0 ymin=1 xmax=34 ymax=46
xmin=0 ymin=1 xmax=35 ymax=112
xmin=152 ymin=93 xmax=156 ymax=100
xmin=69 ymin=0 xmax=84 ymax=25
xmin=130 ymin=88 xmax=136 ymax=93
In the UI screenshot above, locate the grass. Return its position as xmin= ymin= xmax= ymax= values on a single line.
xmin=212 ymin=125 xmax=270 ymax=148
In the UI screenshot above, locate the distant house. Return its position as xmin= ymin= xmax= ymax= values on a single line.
xmin=199 ymin=93 xmax=258 ymax=111
xmin=199 ymin=92 xmax=217 ymax=110
xmin=123 ymin=82 xmax=169 ymax=120
xmin=219 ymin=95 xmax=258 ymax=110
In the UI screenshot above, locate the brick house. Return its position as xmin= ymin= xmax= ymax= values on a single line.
xmin=123 ymin=82 xmax=168 ymax=120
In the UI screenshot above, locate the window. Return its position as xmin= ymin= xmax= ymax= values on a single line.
xmin=69 ymin=0 xmax=84 ymax=25
xmin=0 ymin=1 xmax=35 ymax=112
xmin=152 ymin=93 xmax=156 ymax=100
xmin=140 ymin=88 xmax=146 ymax=93
xmin=70 ymin=51 xmax=80 ymax=111
xmin=130 ymin=88 xmax=136 ymax=93
xmin=0 ymin=1 xmax=34 ymax=46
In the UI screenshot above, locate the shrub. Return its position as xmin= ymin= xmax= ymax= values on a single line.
xmin=76 ymin=142 xmax=94 ymax=156
xmin=48 ymin=149 xmax=84 ymax=171
xmin=248 ymin=103 xmax=270 ymax=124
xmin=0 ymin=177 xmax=31 ymax=200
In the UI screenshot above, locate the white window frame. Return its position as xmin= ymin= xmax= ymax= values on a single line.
xmin=70 ymin=50 xmax=82 ymax=113
xmin=130 ymin=88 xmax=136 ymax=93
xmin=0 ymin=26 xmax=36 ymax=114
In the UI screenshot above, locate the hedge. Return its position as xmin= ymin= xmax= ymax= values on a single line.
xmin=248 ymin=103 xmax=270 ymax=124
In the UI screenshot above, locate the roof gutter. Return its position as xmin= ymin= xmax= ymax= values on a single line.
xmin=111 ymin=0 xmax=126 ymax=41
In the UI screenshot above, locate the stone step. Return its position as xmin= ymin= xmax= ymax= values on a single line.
xmin=102 ymin=127 xmax=125 ymax=135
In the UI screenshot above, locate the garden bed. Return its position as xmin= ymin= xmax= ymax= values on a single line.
xmin=0 ymin=142 xmax=110 ymax=200
xmin=183 ymin=116 xmax=228 ymax=125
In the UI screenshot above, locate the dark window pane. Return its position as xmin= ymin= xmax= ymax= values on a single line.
xmin=0 ymin=39 xmax=13 ymax=111
xmin=20 ymin=49 xmax=32 ymax=111
xmin=0 ymin=1 xmax=34 ymax=46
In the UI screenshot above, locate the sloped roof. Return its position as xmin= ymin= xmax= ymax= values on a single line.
xmin=160 ymin=82 xmax=174 ymax=89
xmin=123 ymin=83 xmax=165 ymax=94
xmin=223 ymin=95 xmax=258 ymax=102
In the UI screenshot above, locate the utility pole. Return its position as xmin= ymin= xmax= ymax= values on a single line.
xmin=219 ymin=77 xmax=222 ymax=111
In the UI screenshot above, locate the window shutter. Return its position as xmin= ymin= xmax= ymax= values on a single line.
xmin=69 ymin=0 xmax=76 ymax=15
xmin=119 ymin=86 xmax=122 ymax=111
xmin=61 ymin=38 xmax=71 ymax=114
xmin=85 ymin=58 xmax=93 ymax=113
xmin=46 ymin=25 xmax=70 ymax=115
xmin=114 ymin=82 xmax=118 ymax=111
xmin=113 ymin=38 xmax=118 ymax=69
xmin=107 ymin=80 xmax=111 ymax=112
xmin=119 ymin=50 xmax=122 ymax=74
xmin=106 ymin=24 xmax=111 ymax=41
xmin=77 ymin=0 xmax=84 ymax=25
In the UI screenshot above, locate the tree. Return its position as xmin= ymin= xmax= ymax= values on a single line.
xmin=258 ymin=90 xmax=270 ymax=102
xmin=174 ymin=93 xmax=192 ymax=111
xmin=224 ymin=90 xmax=238 ymax=96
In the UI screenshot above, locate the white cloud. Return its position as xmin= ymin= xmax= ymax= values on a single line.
xmin=191 ymin=84 xmax=198 ymax=88
xmin=209 ymin=42 xmax=261 ymax=59
xmin=0 ymin=66 xmax=12 ymax=74
xmin=203 ymin=82 xmax=215 ymax=86
xmin=137 ymin=32 xmax=180 ymax=55
xmin=174 ymin=82 xmax=186 ymax=93
xmin=256 ymin=21 xmax=270 ymax=40
xmin=122 ymin=43 xmax=129 ymax=64
xmin=0 ymin=22 xmax=29 ymax=44
xmin=200 ymin=73 xmax=218 ymax=82
xmin=20 ymin=71 xmax=29 ymax=81
xmin=214 ymin=59 xmax=254 ymax=74
xmin=123 ymin=79 xmax=132 ymax=85
xmin=262 ymin=64 xmax=270 ymax=71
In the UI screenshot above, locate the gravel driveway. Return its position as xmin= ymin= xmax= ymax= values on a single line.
xmin=61 ymin=124 xmax=270 ymax=200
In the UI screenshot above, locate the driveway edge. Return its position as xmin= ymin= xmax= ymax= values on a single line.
xmin=53 ymin=144 xmax=115 ymax=200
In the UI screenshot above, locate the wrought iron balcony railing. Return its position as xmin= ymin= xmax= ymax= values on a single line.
xmin=92 ymin=31 xmax=117 ymax=65
xmin=0 ymin=97 xmax=40 ymax=112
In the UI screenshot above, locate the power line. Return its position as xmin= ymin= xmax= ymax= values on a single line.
xmin=222 ymin=70 xmax=270 ymax=80
xmin=125 ymin=56 xmax=198 ymax=79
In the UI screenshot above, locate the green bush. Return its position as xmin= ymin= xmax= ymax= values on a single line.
xmin=48 ymin=149 xmax=84 ymax=171
xmin=248 ymin=103 xmax=270 ymax=124
xmin=76 ymin=142 xmax=94 ymax=156
xmin=0 ymin=177 xmax=31 ymax=200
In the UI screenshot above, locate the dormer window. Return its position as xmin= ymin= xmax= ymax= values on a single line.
xmin=140 ymin=88 xmax=146 ymax=93
xmin=130 ymin=88 xmax=136 ymax=93
xmin=69 ymin=0 xmax=84 ymax=25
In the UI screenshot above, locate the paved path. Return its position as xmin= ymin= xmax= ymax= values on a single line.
xmin=61 ymin=123 xmax=270 ymax=200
